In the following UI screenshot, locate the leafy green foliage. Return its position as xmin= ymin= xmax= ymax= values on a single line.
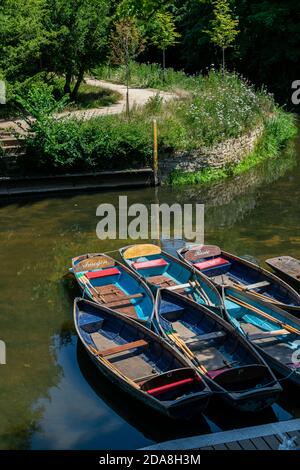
xmin=206 ymin=0 xmax=239 ymax=72
xmin=150 ymin=12 xmax=181 ymax=51
xmin=206 ymin=0 xmax=239 ymax=50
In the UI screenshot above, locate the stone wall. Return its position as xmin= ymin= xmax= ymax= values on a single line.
xmin=159 ymin=124 xmax=263 ymax=182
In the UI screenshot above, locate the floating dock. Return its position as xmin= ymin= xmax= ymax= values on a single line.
xmin=142 ymin=418 xmax=300 ymax=451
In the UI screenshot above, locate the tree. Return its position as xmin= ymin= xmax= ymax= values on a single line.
xmin=109 ymin=17 xmax=144 ymax=116
xmin=45 ymin=0 xmax=109 ymax=100
xmin=0 ymin=0 xmax=50 ymax=82
xmin=206 ymin=0 xmax=239 ymax=74
xmin=117 ymin=0 xmax=172 ymax=19
xmin=150 ymin=12 xmax=181 ymax=82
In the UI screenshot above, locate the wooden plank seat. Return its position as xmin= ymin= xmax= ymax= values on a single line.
xmin=185 ymin=330 xmax=227 ymax=345
xmin=242 ymin=281 xmax=270 ymax=291
xmin=147 ymin=275 xmax=177 ymax=288
xmin=94 ymin=339 xmax=148 ymax=358
xmin=167 ymin=282 xmax=196 ymax=291
xmin=249 ymin=328 xmax=291 ymax=341
xmin=105 ymin=293 xmax=144 ymax=306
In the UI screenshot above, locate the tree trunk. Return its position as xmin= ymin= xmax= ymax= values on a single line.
xmin=222 ymin=47 xmax=225 ymax=76
xmin=162 ymin=49 xmax=166 ymax=83
xmin=64 ymin=70 xmax=72 ymax=95
xmin=70 ymin=67 xmax=85 ymax=102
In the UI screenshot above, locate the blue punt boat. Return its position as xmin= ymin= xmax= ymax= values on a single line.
xmin=154 ymin=289 xmax=281 ymax=412
xmin=223 ymin=286 xmax=300 ymax=387
xmin=119 ymin=244 xmax=222 ymax=309
xmin=177 ymin=244 xmax=300 ymax=315
xmin=71 ymin=253 xmax=154 ymax=324
xmin=74 ymin=298 xmax=211 ymax=419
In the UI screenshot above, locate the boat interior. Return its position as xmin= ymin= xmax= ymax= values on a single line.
xmin=158 ymin=291 xmax=273 ymax=392
xmin=73 ymin=256 xmax=152 ymax=321
xmin=122 ymin=245 xmax=220 ymax=306
xmin=224 ymin=289 xmax=299 ymax=368
xmin=182 ymin=245 xmax=297 ymax=306
xmin=76 ymin=300 xmax=206 ymax=401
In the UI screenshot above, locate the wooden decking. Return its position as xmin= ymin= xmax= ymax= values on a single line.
xmin=141 ymin=419 xmax=300 ymax=450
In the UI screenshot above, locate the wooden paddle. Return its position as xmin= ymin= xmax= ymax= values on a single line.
xmin=189 ymin=277 xmax=211 ymax=306
xmin=226 ymin=295 xmax=300 ymax=336
xmin=89 ymin=345 xmax=140 ymax=389
xmin=229 ymin=278 xmax=282 ymax=305
xmin=80 ymin=275 xmax=106 ymax=302
xmin=168 ymin=332 xmax=208 ymax=374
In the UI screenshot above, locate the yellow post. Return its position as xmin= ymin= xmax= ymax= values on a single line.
xmin=152 ymin=119 xmax=159 ymax=186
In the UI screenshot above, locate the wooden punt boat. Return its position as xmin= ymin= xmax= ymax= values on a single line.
xmin=74 ymin=298 xmax=211 ymax=419
xmin=71 ymin=253 xmax=155 ymax=324
xmin=119 ymin=244 xmax=223 ymax=309
xmin=177 ymin=245 xmax=300 ymax=315
xmin=266 ymin=256 xmax=300 ymax=291
xmin=222 ymin=286 xmax=300 ymax=387
xmin=154 ymin=289 xmax=282 ymax=412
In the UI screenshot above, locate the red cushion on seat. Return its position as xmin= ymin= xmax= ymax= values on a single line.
xmin=133 ymin=258 xmax=168 ymax=270
xmin=146 ymin=378 xmax=194 ymax=396
xmin=194 ymin=257 xmax=229 ymax=271
xmin=85 ymin=268 xmax=120 ymax=279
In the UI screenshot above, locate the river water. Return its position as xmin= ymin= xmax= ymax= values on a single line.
xmin=0 ymin=134 xmax=300 ymax=449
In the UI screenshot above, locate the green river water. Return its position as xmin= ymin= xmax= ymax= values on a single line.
xmin=0 ymin=134 xmax=300 ymax=449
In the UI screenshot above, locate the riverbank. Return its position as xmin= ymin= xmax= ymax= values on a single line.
xmin=168 ymin=111 xmax=297 ymax=185
xmin=1 ymin=65 xmax=296 ymax=187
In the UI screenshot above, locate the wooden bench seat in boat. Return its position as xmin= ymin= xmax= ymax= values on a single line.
xmin=147 ymin=275 xmax=177 ymax=288
xmin=104 ymin=293 xmax=144 ymax=306
xmin=242 ymin=280 xmax=270 ymax=291
xmin=185 ymin=330 xmax=227 ymax=345
xmin=249 ymin=328 xmax=291 ymax=341
xmin=95 ymin=339 xmax=148 ymax=358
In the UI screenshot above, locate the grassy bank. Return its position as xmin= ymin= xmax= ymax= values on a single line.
xmin=15 ymin=64 xmax=296 ymax=179
xmin=169 ymin=111 xmax=297 ymax=185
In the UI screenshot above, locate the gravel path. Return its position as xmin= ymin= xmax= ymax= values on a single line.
xmin=0 ymin=78 xmax=176 ymax=133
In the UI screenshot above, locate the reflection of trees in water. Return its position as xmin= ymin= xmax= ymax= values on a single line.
xmin=168 ymin=142 xmax=297 ymax=231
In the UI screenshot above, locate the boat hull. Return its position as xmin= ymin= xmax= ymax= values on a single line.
xmin=155 ymin=289 xmax=281 ymax=413
xmin=74 ymin=298 xmax=212 ymax=420
xmin=119 ymin=244 xmax=223 ymax=310
xmin=71 ymin=253 xmax=155 ymax=324
xmin=177 ymin=246 xmax=300 ymax=315
xmin=223 ymin=287 xmax=300 ymax=387
xmin=87 ymin=348 xmax=210 ymax=419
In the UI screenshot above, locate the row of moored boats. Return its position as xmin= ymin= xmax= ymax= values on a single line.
xmin=70 ymin=244 xmax=300 ymax=419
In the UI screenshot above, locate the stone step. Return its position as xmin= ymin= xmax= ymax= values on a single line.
xmin=1 ymin=137 xmax=24 ymax=147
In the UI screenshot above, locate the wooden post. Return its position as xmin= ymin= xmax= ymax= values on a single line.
xmin=152 ymin=119 xmax=159 ymax=186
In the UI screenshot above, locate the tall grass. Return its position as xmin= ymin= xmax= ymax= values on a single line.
xmin=169 ymin=111 xmax=297 ymax=185
xmin=93 ymin=62 xmax=197 ymax=91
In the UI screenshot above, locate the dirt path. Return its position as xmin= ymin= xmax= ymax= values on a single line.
xmin=0 ymin=78 xmax=177 ymax=133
